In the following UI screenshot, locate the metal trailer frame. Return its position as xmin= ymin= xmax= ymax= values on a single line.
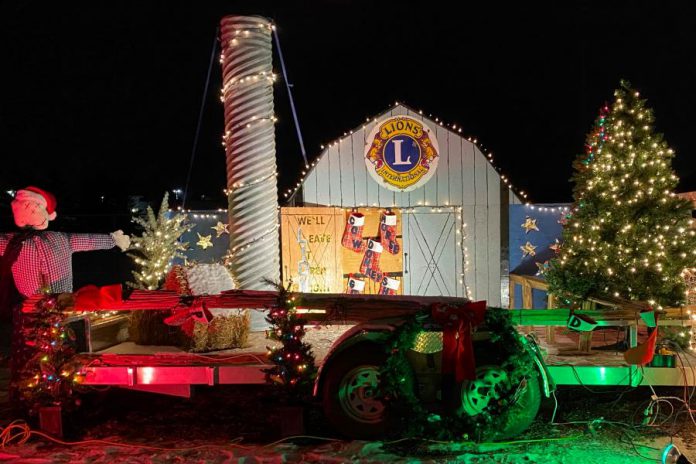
xmin=23 ymin=289 xmax=696 ymax=400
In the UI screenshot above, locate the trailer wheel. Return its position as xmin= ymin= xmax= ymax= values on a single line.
xmin=321 ymin=344 xmax=389 ymax=439
xmin=459 ymin=365 xmax=541 ymax=440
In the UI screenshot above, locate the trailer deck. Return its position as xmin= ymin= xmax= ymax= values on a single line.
xmin=22 ymin=289 xmax=696 ymax=393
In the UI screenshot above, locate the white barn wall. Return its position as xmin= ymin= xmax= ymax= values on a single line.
xmin=299 ymin=104 xmax=514 ymax=305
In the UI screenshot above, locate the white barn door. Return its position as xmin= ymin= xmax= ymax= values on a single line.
xmin=402 ymin=208 xmax=461 ymax=297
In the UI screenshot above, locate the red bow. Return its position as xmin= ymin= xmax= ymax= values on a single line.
xmin=164 ymin=302 xmax=214 ymax=336
xmin=431 ymin=300 xmax=487 ymax=382
xmin=74 ymin=284 xmax=122 ymax=311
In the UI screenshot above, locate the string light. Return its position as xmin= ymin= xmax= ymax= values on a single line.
xmin=285 ymin=103 xmax=530 ymax=204
xmin=546 ymin=81 xmax=696 ymax=309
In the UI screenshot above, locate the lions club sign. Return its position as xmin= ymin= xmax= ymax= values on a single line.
xmin=364 ymin=116 xmax=439 ymax=192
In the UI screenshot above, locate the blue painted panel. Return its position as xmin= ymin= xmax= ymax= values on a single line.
xmin=176 ymin=211 xmax=230 ymax=264
xmin=509 ymin=203 xmax=570 ymax=308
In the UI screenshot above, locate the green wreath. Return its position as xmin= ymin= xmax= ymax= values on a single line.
xmin=379 ymin=307 xmax=538 ymax=441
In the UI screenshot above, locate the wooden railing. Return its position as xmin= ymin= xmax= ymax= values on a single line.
xmin=508 ymin=273 xmax=694 ymax=351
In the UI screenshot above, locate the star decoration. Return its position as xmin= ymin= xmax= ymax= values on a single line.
xmin=211 ymin=221 xmax=229 ymax=238
xmin=535 ymin=261 xmax=549 ymax=275
xmin=520 ymin=241 xmax=537 ymax=257
xmin=196 ymin=233 xmax=214 ymax=250
xmin=549 ymin=239 xmax=561 ymax=253
xmin=521 ymin=216 xmax=539 ymax=233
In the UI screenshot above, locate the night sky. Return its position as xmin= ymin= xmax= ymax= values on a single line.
xmin=1 ymin=1 xmax=695 ymax=223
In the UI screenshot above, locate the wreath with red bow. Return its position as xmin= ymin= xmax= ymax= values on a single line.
xmin=378 ymin=306 xmax=537 ymax=441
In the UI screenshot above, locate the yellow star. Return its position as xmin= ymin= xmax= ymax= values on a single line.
xmin=520 ymin=241 xmax=537 ymax=257
xmin=197 ymin=233 xmax=214 ymax=250
xmin=211 ymin=221 xmax=229 ymax=238
xmin=521 ymin=216 xmax=539 ymax=233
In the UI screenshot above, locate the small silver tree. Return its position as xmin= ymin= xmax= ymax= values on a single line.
xmin=128 ymin=193 xmax=194 ymax=290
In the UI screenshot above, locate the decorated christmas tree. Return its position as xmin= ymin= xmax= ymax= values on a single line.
xmin=128 ymin=193 xmax=193 ymax=290
xmin=546 ymin=81 xmax=696 ymax=309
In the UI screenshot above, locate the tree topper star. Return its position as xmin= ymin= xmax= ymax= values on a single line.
xmin=211 ymin=221 xmax=229 ymax=238
xmin=197 ymin=233 xmax=214 ymax=250
xmin=520 ymin=241 xmax=537 ymax=257
xmin=521 ymin=216 xmax=539 ymax=233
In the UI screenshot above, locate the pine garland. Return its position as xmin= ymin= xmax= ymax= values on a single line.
xmin=379 ymin=307 xmax=537 ymax=441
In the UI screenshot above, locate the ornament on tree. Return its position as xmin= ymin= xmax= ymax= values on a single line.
xmin=549 ymin=239 xmax=561 ymax=254
xmin=535 ymin=261 xmax=550 ymax=275
xmin=341 ymin=212 xmax=365 ymax=252
xmin=378 ymin=276 xmax=400 ymax=295
xmin=346 ymin=275 xmax=365 ymax=294
xmin=360 ymin=239 xmax=383 ymax=282
xmin=211 ymin=221 xmax=229 ymax=238
xmin=196 ymin=233 xmax=213 ymax=249
xmin=264 ymin=284 xmax=317 ymax=397
xmin=520 ymin=241 xmax=537 ymax=258
xmin=521 ymin=216 xmax=539 ymax=233
xmin=379 ymin=211 xmax=400 ymax=254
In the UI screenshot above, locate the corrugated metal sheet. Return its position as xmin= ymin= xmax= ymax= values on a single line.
xmin=298 ymin=104 xmax=519 ymax=306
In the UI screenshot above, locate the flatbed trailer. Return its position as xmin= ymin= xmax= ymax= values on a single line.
xmin=20 ymin=289 xmax=696 ymax=439
xmin=23 ymin=290 xmax=696 ymax=393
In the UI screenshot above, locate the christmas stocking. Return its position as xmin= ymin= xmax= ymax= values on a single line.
xmin=378 ymin=276 xmax=400 ymax=295
xmin=346 ymin=274 xmax=366 ymax=294
xmin=360 ymin=239 xmax=383 ymax=282
xmin=379 ymin=211 xmax=400 ymax=254
xmin=341 ymin=212 xmax=366 ymax=252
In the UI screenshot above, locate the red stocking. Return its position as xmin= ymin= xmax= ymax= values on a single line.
xmin=379 ymin=211 xmax=399 ymax=254
xmin=346 ymin=274 xmax=366 ymax=294
xmin=378 ymin=276 xmax=400 ymax=295
xmin=360 ymin=239 xmax=383 ymax=282
xmin=341 ymin=212 xmax=365 ymax=253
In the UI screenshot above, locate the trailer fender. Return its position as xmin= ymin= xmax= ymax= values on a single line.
xmin=524 ymin=334 xmax=555 ymax=398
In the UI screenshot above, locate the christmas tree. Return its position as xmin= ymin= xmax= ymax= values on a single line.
xmin=128 ymin=193 xmax=194 ymax=290
xmin=546 ymin=81 xmax=696 ymax=309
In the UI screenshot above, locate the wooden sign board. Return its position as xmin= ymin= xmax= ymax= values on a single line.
xmin=280 ymin=207 xmax=403 ymax=295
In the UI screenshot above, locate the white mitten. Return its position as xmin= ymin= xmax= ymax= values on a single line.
xmin=111 ymin=230 xmax=131 ymax=251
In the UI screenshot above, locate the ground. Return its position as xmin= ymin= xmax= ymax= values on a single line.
xmin=1 ymin=367 xmax=695 ymax=463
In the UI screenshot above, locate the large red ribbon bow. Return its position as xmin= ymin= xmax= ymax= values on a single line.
xmin=431 ymin=300 xmax=487 ymax=383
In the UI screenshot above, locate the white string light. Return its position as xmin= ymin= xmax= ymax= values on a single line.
xmin=285 ymin=103 xmax=530 ymax=204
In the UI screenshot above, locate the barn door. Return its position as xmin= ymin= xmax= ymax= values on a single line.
xmin=402 ymin=208 xmax=461 ymax=297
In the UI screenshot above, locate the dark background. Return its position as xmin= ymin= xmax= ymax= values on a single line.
xmin=1 ymin=0 xmax=694 ymax=233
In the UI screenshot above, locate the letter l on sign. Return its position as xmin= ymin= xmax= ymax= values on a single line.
xmin=391 ymin=139 xmax=411 ymax=165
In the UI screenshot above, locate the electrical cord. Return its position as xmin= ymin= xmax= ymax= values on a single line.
xmin=0 ymin=420 xmax=254 ymax=451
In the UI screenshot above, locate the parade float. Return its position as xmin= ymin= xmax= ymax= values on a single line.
xmin=5 ymin=15 xmax=696 ymax=446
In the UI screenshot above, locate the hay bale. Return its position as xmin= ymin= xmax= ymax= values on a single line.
xmin=189 ymin=311 xmax=251 ymax=352
xmin=159 ymin=263 xmax=252 ymax=351
xmin=129 ymin=310 xmax=185 ymax=346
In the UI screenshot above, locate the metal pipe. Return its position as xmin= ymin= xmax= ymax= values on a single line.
xmin=220 ymin=15 xmax=280 ymax=331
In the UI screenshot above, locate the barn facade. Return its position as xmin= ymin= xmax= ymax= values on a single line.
xmin=284 ymin=103 xmax=522 ymax=306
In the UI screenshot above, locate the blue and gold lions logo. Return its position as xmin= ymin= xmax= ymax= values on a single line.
xmin=364 ymin=116 xmax=439 ymax=192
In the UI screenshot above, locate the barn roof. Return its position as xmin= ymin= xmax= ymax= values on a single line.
xmin=284 ymin=102 xmax=527 ymax=205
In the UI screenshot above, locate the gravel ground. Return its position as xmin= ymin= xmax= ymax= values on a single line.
xmin=1 ymin=376 xmax=696 ymax=463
